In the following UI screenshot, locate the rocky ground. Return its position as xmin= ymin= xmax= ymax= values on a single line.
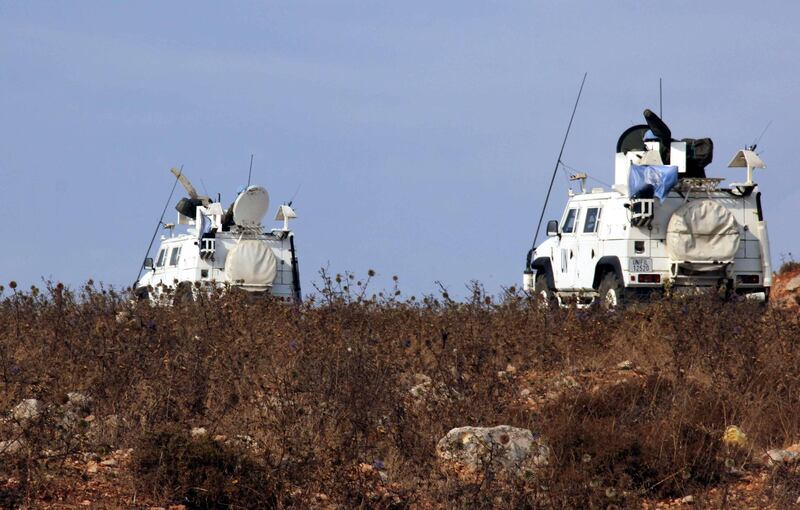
xmin=5 ymin=360 xmax=800 ymax=508
xmin=1 ymin=274 xmax=799 ymax=509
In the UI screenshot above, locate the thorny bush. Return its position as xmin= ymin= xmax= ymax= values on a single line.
xmin=0 ymin=275 xmax=799 ymax=508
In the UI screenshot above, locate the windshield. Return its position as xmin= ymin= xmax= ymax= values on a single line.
xmin=562 ymin=208 xmax=578 ymax=233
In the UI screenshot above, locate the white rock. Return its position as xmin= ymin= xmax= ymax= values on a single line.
xmin=766 ymin=448 xmax=799 ymax=465
xmin=190 ymin=427 xmax=207 ymax=438
xmin=0 ymin=439 xmax=24 ymax=455
xmin=13 ymin=399 xmax=43 ymax=424
xmin=784 ymin=274 xmax=800 ymax=292
xmin=616 ymin=360 xmax=635 ymax=371
xmin=436 ymin=425 xmax=549 ymax=479
xmin=680 ymin=495 xmax=695 ymax=504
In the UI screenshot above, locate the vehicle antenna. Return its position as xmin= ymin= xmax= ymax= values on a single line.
xmin=750 ymin=120 xmax=772 ymax=151
xmin=659 ymin=78 xmax=663 ymax=118
xmin=530 ymin=72 xmax=587 ymax=251
xmin=134 ymin=165 xmax=183 ymax=286
xmin=288 ymin=183 xmax=302 ymax=206
xmin=247 ymin=154 xmax=254 ymax=188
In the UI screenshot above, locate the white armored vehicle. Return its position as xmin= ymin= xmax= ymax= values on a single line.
xmin=135 ymin=168 xmax=301 ymax=303
xmin=523 ymin=109 xmax=771 ymax=306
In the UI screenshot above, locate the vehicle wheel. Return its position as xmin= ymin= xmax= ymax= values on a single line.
xmin=597 ymin=272 xmax=625 ymax=309
xmin=534 ymin=274 xmax=556 ymax=308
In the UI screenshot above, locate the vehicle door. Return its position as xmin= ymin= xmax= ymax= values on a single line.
xmin=555 ymin=206 xmax=580 ymax=289
xmin=576 ymin=205 xmax=602 ymax=290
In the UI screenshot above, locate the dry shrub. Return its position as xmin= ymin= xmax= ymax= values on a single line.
xmin=778 ymin=253 xmax=800 ymax=275
xmin=0 ymin=278 xmax=799 ymax=508
xmin=132 ymin=423 xmax=279 ymax=509
xmin=542 ymin=375 xmax=726 ymax=506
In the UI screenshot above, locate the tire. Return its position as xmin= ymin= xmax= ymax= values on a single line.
xmin=597 ymin=272 xmax=625 ymax=309
xmin=534 ymin=274 xmax=556 ymax=308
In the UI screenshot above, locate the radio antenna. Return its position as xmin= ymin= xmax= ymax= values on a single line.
xmin=750 ymin=120 xmax=772 ymax=151
xmin=247 ymin=154 xmax=254 ymax=188
xmin=135 ymin=165 xmax=182 ymax=286
xmin=288 ymin=183 xmax=302 ymax=205
xmin=530 ymin=72 xmax=587 ymax=251
xmin=659 ymin=78 xmax=663 ymax=118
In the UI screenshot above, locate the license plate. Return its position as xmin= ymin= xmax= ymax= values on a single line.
xmin=629 ymin=257 xmax=652 ymax=272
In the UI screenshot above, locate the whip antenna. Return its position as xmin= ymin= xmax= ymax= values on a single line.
xmin=530 ymin=72 xmax=587 ymax=251
xmin=247 ymin=154 xmax=254 ymax=188
xmin=134 ymin=165 xmax=182 ymax=286
xmin=659 ymin=78 xmax=663 ymax=118
xmin=750 ymin=120 xmax=772 ymax=151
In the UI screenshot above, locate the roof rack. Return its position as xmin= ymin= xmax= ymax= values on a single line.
xmin=674 ymin=178 xmax=724 ymax=193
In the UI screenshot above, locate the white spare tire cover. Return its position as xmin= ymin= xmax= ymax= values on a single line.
xmin=224 ymin=240 xmax=278 ymax=286
xmin=666 ymin=199 xmax=740 ymax=263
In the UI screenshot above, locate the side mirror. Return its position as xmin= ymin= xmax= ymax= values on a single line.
xmin=546 ymin=220 xmax=559 ymax=237
xmin=143 ymin=257 xmax=154 ymax=269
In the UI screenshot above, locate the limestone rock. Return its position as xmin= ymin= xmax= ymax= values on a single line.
xmin=785 ymin=274 xmax=800 ymax=292
xmin=436 ymin=425 xmax=548 ymax=481
xmin=13 ymin=399 xmax=44 ymax=425
xmin=766 ymin=445 xmax=800 ymax=465
xmin=190 ymin=427 xmax=207 ymax=438
xmin=0 ymin=438 xmax=25 ymax=455
xmin=616 ymin=360 xmax=635 ymax=371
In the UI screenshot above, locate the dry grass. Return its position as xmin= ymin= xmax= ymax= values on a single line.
xmin=0 ymin=273 xmax=799 ymax=508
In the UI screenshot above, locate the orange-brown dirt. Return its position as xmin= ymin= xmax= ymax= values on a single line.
xmin=771 ymin=265 xmax=800 ymax=311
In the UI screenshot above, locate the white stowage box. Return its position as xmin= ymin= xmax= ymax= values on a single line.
xmin=670 ymin=141 xmax=687 ymax=174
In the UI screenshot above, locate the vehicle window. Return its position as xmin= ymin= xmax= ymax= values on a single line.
xmin=169 ymin=247 xmax=182 ymax=266
xmin=155 ymin=249 xmax=167 ymax=268
xmin=562 ymin=208 xmax=578 ymax=233
xmin=584 ymin=207 xmax=601 ymax=233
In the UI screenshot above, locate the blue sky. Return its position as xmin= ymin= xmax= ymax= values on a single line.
xmin=2 ymin=1 xmax=799 ymax=298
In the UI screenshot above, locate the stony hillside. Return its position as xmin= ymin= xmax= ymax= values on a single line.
xmin=0 ymin=275 xmax=798 ymax=509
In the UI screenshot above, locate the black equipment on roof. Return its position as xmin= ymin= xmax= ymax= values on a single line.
xmin=175 ymin=197 xmax=204 ymax=219
xmin=616 ymin=124 xmax=649 ymax=154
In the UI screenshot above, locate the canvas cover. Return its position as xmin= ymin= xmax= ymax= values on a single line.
xmin=666 ymin=199 xmax=740 ymax=263
xmin=628 ymin=165 xmax=679 ymax=201
xmin=224 ymin=240 xmax=278 ymax=287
